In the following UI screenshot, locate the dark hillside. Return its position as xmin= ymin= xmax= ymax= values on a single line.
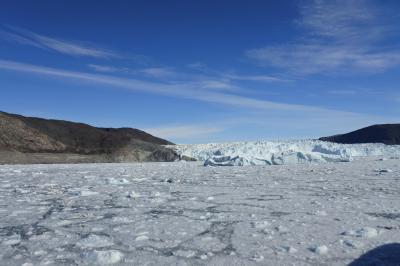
xmin=0 ymin=111 xmax=177 ymax=164
xmin=319 ymin=124 xmax=400 ymax=145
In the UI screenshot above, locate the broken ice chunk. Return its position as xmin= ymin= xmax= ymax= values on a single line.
xmin=310 ymin=245 xmax=328 ymax=255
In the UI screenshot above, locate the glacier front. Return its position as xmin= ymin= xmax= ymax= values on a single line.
xmin=172 ymin=140 xmax=400 ymax=166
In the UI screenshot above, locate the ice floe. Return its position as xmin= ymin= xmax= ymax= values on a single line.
xmin=310 ymin=245 xmax=329 ymax=255
xmin=83 ymin=250 xmax=123 ymax=265
xmin=0 ymin=158 xmax=399 ymax=265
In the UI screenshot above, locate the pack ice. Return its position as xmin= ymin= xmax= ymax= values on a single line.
xmin=173 ymin=140 xmax=400 ymax=166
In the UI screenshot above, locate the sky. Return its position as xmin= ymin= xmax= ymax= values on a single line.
xmin=0 ymin=0 xmax=399 ymax=143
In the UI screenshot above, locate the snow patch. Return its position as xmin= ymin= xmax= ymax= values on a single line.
xmin=275 ymin=225 xmax=289 ymax=233
xmin=83 ymin=250 xmax=123 ymax=265
xmin=80 ymin=190 xmax=99 ymax=196
xmin=251 ymin=254 xmax=264 ymax=262
xmin=2 ymin=234 xmax=21 ymax=246
xmin=135 ymin=235 xmax=149 ymax=241
xmin=280 ymin=246 xmax=298 ymax=253
xmin=342 ymin=227 xmax=378 ymax=238
xmin=105 ymin=177 xmax=130 ymax=185
xmin=173 ymin=249 xmax=197 ymax=258
xmin=76 ymin=234 xmax=113 ymax=248
xmin=252 ymin=221 xmax=270 ymax=229
xmin=127 ymin=191 xmax=141 ymax=198
xmin=310 ymin=245 xmax=329 ymax=255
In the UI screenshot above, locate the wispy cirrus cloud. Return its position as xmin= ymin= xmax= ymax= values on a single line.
xmin=298 ymin=0 xmax=384 ymax=43
xmin=224 ymin=73 xmax=292 ymax=83
xmin=144 ymin=110 xmax=399 ymax=143
xmin=87 ymin=64 xmax=126 ymax=73
xmin=0 ymin=26 xmax=120 ymax=59
xmin=247 ymin=44 xmax=400 ymax=74
xmin=144 ymin=124 xmax=223 ymax=140
xmin=139 ymin=67 xmax=177 ymax=78
xmin=1 ymin=59 xmax=398 ymax=143
xmin=246 ymin=0 xmax=400 ymax=74
xmin=197 ymin=80 xmax=237 ymax=91
xmin=0 ymin=59 xmax=340 ymax=113
xmin=328 ymin=89 xmax=357 ymax=95
xmin=86 ymin=63 xmax=238 ymax=91
xmin=186 ymin=62 xmax=290 ymax=83
xmin=87 ymin=59 xmax=289 ymax=90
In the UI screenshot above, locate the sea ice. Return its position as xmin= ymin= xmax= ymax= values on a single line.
xmin=0 ymin=158 xmax=399 ymax=265
xmin=76 ymin=234 xmax=114 ymax=248
xmin=310 ymin=245 xmax=329 ymax=255
xmin=83 ymin=250 xmax=124 ymax=265
xmin=342 ymin=227 xmax=378 ymax=238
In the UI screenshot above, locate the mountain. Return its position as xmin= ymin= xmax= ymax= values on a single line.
xmin=0 ymin=111 xmax=178 ymax=164
xmin=319 ymin=124 xmax=400 ymax=145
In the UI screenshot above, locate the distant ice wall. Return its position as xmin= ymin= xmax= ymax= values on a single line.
xmin=171 ymin=140 xmax=400 ymax=166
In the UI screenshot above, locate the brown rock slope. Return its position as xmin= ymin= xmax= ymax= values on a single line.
xmin=0 ymin=111 xmax=178 ymax=164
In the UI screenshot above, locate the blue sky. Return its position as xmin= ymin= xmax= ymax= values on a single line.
xmin=0 ymin=0 xmax=399 ymax=143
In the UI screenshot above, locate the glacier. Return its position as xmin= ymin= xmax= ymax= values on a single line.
xmin=172 ymin=140 xmax=400 ymax=166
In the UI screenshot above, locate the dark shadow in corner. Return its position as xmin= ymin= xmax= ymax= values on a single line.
xmin=349 ymin=243 xmax=400 ymax=266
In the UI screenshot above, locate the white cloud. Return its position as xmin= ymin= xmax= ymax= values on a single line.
xmin=87 ymin=64 xmax=122 ymax=73
xmin=2 ymin=58 xmax=398 ymax=135
xmin=0 ymin=26 xmax=120 ymax=59
xmin=1 ymin=59 xmax=397 ymax=143
xmin=139 ymin=67 xmax=177 ymax=78
xmin=246 ymin=0 xmax=400 ymax=74
xmin=144 ymin=110 xmax=399 ymax=143
xmin=0 ymin=59 xmax=346 ymax=114
xmin=87 ymin=63 xmax=280 ymax=92
xmin=187 ymin=62 xmax=207 ymax=70
xmin=328 ymin=89 xmax=357 ymax=95
xmin=0 ymin=30 xmax=43 ymax=49
xmin=247 ymin=44 xmax=400 ymax=74
xmin=145 ymin=124 xmax=223 ymax=139
xmin=224 ymin=74 xmax=291 ymax=82
xmin=298 ymin=0 xmax=382 ymax=42
xmin=198 ymin=80 xmax=237 ymax=91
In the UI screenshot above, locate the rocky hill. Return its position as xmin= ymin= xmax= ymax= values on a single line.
xmin=319 ymin=124 xmax=400 ymax=145
xmin=0 ymin=111 xmax=178 ymax=164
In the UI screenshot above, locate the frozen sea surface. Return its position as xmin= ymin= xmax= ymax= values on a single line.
xmin=0 ymin=158 xmax=400 ymax=265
